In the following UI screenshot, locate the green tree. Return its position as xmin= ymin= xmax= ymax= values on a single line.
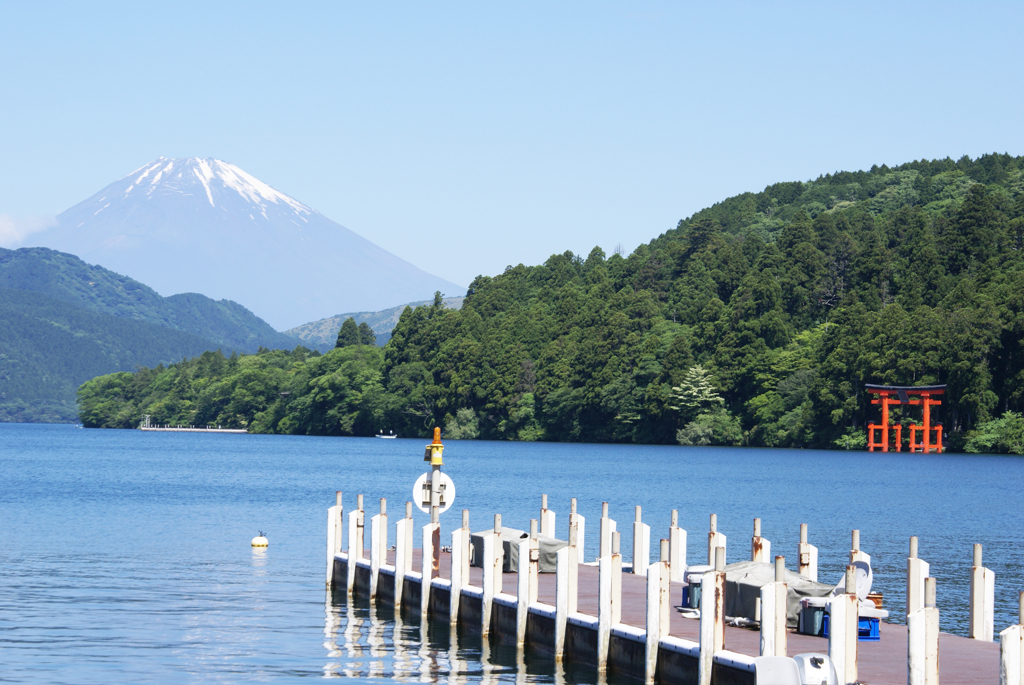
xmin=336 ymin=317 xmax=360 ymax=348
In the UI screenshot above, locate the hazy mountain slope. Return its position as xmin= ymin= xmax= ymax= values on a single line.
xmin=0 ymin=288 xmax=222 ymax=422
xmin=0 ymin=247 xmax=298 ymax=352
xmin=29 ymin=158 xmax=464 ymax=329
xmin=284 ymin=296 xmax=464 ymax=351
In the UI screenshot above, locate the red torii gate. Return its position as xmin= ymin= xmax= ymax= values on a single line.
xmin=865 ymin=384 xmax=946 ymax=453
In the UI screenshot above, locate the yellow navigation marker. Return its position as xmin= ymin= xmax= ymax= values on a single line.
xmin=423 ymin=426 xmax=444 ymax=465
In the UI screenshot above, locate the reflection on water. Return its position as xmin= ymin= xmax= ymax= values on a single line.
xmin=321 ymin=591 xmax=608 ymax=685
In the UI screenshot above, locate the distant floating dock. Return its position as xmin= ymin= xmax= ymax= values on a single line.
xmin=139 ymin=415 xmax=247 ymax=433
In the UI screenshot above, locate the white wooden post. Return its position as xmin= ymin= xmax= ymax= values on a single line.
xmin=481 ymin=514 xmax=502 ymax=636
xmin=600 ymin=502 xmax=616 ymax=560
xmin=909 ymin=576 xmax=939 ymax=685
xmin=907 ymin=536 xmax=930 ymax=616
xmin=698 ymin=547 xmax=726 ymax=685
xmin=568 ymin=503 xmax=580 ymax=614
xmin=421 ymin=514 xmax=437 ymax=619
xmin=751 ymin=517 xmax=771 ymax=563
xmin=450 ymin=510 xmax=469 ymax=624
xmin=708 ymin=513 xmax=727 ymax=566
xmin=516 ymin=534 xmax=531 ymax=645
xmin=555 ymin=546 xmax=569 ymax=660
xmin=669 ymin=509 xmax=686 ymax=583
xmin=970 ymin=543 xmax=996 ymax=641
xmin=346 ymin=496 xmax=364 ymax=592
xmin=633 ymin=505 xmax=650 ymax=576
xmin=540 ymin=494 xmax=556 ymax=538
xmin=394 ymin=502 xmax=413 ymax=607
xmin=829 ymin=565 xmax=859 ymax=685
xmin=326 ymin=491 xmax=342 ymax=587
xmin=645 ymin=543 xmax=670 ymax=685
xmin=798 ymin=523 xmax=818 ymax=582
xmin=369 ymin=498 xmax=386 ymax=599
xmin=850 ymin=529 xmax=869 ymax=565
xmin=760 ymin=555 xmax=788 ymax=657
xmin=597 ymin=528 xmax=622 ymax=671
xmin=1000 ymin=591 xmax=1024 ymax=685
xmin=570 ymin=498 xmax=586 ymax=564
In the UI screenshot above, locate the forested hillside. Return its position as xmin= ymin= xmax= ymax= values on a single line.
xmin=78 ymin=154 xmax=1024 ymax=452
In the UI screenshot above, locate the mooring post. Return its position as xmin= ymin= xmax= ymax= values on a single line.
xmin=633 ymin=505 xmax=650 ymax=576
xmin=346 ymin=495 xmax=364 ymax=592
xmin=970 ymin=543 xmax=996 ymax=641
xmin=707 ymin=513 xmax=727 ymax=566
xmin=450 ymin=510 xmax=469 ymax=624
xmin=599 ymin=502 xmax=616 ymax=561
xmin=645 ymin=542 xmax=671 ymax=685
xmin=369 ymin=498 xmax=387 ymax=598
xmin=909 ymin=576 xmax=940 ymax=685
xmin=751 ymin=517 xmax=771 ymax=563
xmin=612 ymin=531 xmax=622 ymax=625
xmin=907 ymin=536 xmax=931 ymax=617
xmin=999 ymin=591 xmax=1024 ymax=685
xmin=516 ymin=525 xmax=532 ymax=645
xmin=326 ymin=491 xmax=343 ymax=587
xmin=420 ymin=506 xmax=438 ymax=619
xmin=540 ymin=494 xmax=556 ymax=538
xmin=850 ymin=529 xmax=869 ymax=565
xmin=760 ymin=555 xmax=788 ymax=657
xmin=830 ymin=565 xmax=860 ymax=685
xmin=798 ymin=523 xmax=818 ymax=581
xmin=481 ymin=514 xmax=502 ymax=636
xmin=555 ymin=545 xmax=569 ymax=660
xmin=570 ymin=497 xmax=586 ymax=564
xmin=394 ymin=502 xmax=413 ymax=607
xmin=567 ymin=502 xmax=581 ymax=614
xmin=698 ymin=547 xmax=726 ymax=685
xmin=597 ymin=530 xmax=623 ymax=671
xmin=669 ymin=509 xmax=687 ymax=583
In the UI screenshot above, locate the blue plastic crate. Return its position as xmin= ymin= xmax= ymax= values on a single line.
xmin=822 ymin=614 xmax=880 ymax=642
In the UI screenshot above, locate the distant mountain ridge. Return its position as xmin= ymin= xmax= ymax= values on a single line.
xmin=285 ymin=296 xmax=464 ymax=351
xmin=28 ymin=157 xmax=464 ymax=329
xmin=0 ymin=247 xmax=298 ymax=351
xmin=0 ymin=247 xmax=308 ymax=422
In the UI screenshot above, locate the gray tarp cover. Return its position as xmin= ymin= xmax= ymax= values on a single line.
xmin=722 ymin=561 xmax=834 ymax=628
xmin=470 ymin=528 xmax=569 ymax=573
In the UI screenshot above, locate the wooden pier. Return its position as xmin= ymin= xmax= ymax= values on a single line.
xmin=325 ymin=493 xmax=1013 ymax=685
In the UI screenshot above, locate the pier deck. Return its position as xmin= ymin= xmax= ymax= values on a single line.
xmin=348 ymin=548 xmax=999 ymax=684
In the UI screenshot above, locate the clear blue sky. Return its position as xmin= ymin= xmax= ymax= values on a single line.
xmin=1 ymin=1 xmax=1021 ymax=288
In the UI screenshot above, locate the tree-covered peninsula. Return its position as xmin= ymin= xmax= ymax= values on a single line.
xmin=79 ymin=154 xmax=1024 ymax=452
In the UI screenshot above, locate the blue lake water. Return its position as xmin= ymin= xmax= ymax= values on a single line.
xmin=1 ymin=423 xmax=1022 ymax=683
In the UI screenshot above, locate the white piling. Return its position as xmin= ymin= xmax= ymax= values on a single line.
xmin=751 ymin=517 xmax=771 ymax=563
xmin=1000 ymin=591 xmax=1024 ymax=685
xmin=346 ymin=497 xmax=364 ymax=592
xmin=909 ymin=576 xmax=940 ymax=685
xmin=970 ymin=543 xmax=996 ymax=642
xmin=597 ymin=530 xmax=622 ymax=671
xmin=798 ymin=523 xmax=818 ymax=582
xmin=481 ymin=514 xmax=503 ymax=636
xmin=698 ymin=547 xmax=726 ymax=685
xmin=599 ymin=502 xmax=616 ymax=560
xmin=450 ymin=510 xmax=469 ymax=624
xmin=326 ymin=491 xmax=343 ymax=586
xmin=707 ymin=513 xmax=727 ymax=566
xmin=829 ymin=565 xmax=859 ymax=685
xmin=669 ymin=510 xmax=687 ymax=583
xmin=421 ymin=514 xmax=437 ymax=619
xmin=850 ymin=529 xmax=869 ymax=565
xmin=394 ymin=503 xmax=413 ymax=607
xmin=570 ymin=498 xmax=586 ymax=564
xmin=567 ymin=504 xmax=581 ymax=614
xmin=516 ymin=533 xmax=531 ymax=645
xmin=633 ymin=505 xmax=651 ymax=576
xmin=555 ymin=545 xmax=570 ymax=660
xmin=760 ymin=556 xmax=787 ymax=657
xmin=907 ymin=536 xmax=930 ymax=617
xmin=645 ymin=555 xmax=671 ymax=685
xmin=369 ymin=498 xmax=387 ymax=598
xmin=540 ymin=494 xmax=556 ymax=538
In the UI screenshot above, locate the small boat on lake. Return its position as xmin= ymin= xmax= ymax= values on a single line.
xmin=375 ymin=430 xmax=398 ymax=439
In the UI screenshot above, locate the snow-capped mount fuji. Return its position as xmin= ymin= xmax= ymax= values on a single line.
xmin=30 ymin=157 xmax=463 ymax=330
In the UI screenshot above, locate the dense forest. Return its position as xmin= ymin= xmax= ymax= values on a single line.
xmin=79 ymin=154 xmax=1024 ymax=452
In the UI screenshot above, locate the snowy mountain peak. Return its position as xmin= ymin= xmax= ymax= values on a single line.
xmin=119 ymin=157 xmax=312 ymax=215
